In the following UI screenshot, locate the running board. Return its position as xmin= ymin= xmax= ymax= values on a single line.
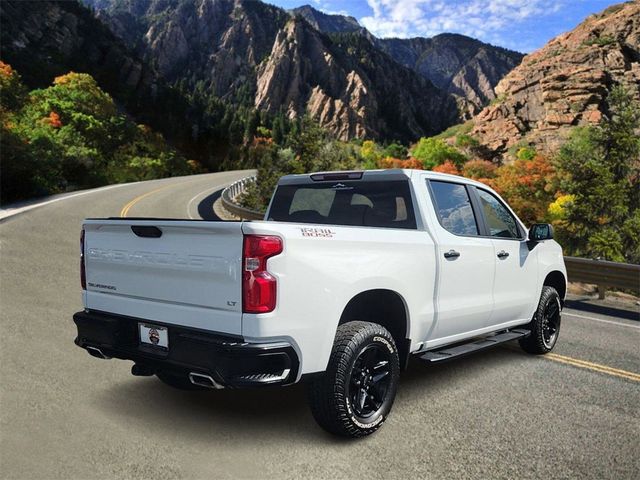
xmin=418 ymin=329 xmax=531 ymax=363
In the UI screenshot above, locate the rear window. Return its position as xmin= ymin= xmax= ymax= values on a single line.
xmin=268 ymin=180 xmax=417 ymax=229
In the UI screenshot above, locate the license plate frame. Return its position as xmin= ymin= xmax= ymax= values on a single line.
xmin=139 ymin=323 xmax=169 ymax=350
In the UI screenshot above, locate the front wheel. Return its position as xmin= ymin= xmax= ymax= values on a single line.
xmin=520 ymin=286 xmax=562 ymax=354
xmin=307 ymin=321 xmax=400 ymax=438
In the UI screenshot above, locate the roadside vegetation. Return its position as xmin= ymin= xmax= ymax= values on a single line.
xmin=0 ymin=62 xmax=198 ymax=203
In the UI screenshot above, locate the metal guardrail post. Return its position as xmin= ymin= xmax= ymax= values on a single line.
xmin=220 ymin=176 xmax=265 ymax=220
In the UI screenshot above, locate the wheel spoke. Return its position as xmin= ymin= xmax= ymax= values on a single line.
xmin=367 ymin=392 xmax=382 ymax=410
xmin=372 ymin=370 xmax=389 ymax=383
xmin=358 ymin=388 xmax=367 ymax=411
xmin=373 ymin=360 xmax=389 ymax=370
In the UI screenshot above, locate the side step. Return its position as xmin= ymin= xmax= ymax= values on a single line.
xmin=418 ymin=329 xmax=530 ymax=363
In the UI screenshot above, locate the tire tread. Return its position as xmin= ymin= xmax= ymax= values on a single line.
xmin=307 ymin=321 xmax=399 ymax=437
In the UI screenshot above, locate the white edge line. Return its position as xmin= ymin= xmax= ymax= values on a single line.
xmin=0 ymin=183 xmax=133 ymax=221
xmin=564 ymin=312 xmax=640 ymax=330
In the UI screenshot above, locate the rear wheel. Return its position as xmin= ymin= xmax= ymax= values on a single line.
xmin=520 ymin=286 xmax=562 ymax=354
xmin=156 ymin=371 xmax=205 ymax=391
xmin=307 ymin=321 xmax=400 ymax=438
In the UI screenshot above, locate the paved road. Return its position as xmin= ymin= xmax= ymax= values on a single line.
xmin=1 ymin=172 xmax=638 ymax=479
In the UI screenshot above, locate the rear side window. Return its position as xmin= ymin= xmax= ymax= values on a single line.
xmin=429 ymin=181 xmax=479 ymax=236
xmin=268 ymin=180 xmax=416 ymax=229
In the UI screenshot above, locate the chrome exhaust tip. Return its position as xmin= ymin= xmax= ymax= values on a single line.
xmin=86 ymin=346 xmax=111 ymax=360
xmin=188 ymin=372 xmax=224 ymax=389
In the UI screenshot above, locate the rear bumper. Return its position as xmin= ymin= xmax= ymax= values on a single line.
xmin=73 ymin=310 xmax=299 ymax=388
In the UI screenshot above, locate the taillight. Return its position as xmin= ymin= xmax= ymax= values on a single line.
xmin=80 ymin=229 xmax=86 ymax=290
xmin=242 ymin=235 xmax=282 ymax=313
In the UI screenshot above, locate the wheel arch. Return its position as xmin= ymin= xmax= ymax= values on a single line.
xmin=339 ymin=289 xmax=411 ymax=370
xmin=543 ymin=270 xmax=567 ymax=306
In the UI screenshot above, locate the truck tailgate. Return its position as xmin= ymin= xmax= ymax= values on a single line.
xmin=83 ymin=219 xmax=243 ymax=335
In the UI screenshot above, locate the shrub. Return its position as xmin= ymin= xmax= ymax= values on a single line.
xmin=411 ymin=137 xmax=467 ymax=169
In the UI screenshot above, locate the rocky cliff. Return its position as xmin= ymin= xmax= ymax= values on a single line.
xmin=292 ymin=5 xmax=523 ymax=116
xmin=469 ymin=1 xmax=640 ymax=158
xmin=291 ymin=5 xmax=362 ymax=34
xmin=84 ymin=0 xmax=459 ymax=141
xmin=255 ymin=18 xmax=457 ymax=140
xmin=378 ymin=34 xmax=523 ymax=116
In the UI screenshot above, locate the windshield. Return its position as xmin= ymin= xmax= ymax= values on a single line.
xmin=268 ymin=180 xmax=417 ymax=229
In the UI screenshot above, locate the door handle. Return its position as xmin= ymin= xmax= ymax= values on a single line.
xmin=444 ymin=249 xmax=460 ymax=259
xmin=497 ymin=250 xmax=509 ymax=259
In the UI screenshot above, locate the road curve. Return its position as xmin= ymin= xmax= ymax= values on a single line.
xmin=1 ymin=171 xmax=639 ymax=479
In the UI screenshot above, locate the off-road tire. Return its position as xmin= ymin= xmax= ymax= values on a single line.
xmin=307 ymin=321 xmax=400 ymax=438
xmin=156 ymin=371 xmax=205 ymax=390
xmin=519 ymin=286 xmax=562 ymax=354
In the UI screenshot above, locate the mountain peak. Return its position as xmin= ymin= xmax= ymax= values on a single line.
xmin=291 ymin=4 xmax=362 ymax=33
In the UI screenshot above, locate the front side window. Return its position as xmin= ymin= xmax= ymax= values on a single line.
xmin=429 ymin=181 xmax=479 ymax=236
xmin=476 ymin=189 xmax=521 ymax=238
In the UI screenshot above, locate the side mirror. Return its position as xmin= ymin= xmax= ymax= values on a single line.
xmin=529 ymin=223 xmax=554 ymax=242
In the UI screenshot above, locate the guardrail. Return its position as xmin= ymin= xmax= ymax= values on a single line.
xmin=564 ymin=256 xmax=640 ymax=298
xmin=220 ymin=176 xmax=264 ymax=220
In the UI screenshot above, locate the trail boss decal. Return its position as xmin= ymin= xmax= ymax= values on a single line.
xmin=300 ymin=227 xmax=336 ymax=238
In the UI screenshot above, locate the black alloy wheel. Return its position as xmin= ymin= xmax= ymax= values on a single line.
xmin=348 ymin=344 xmax=392 ymax=421
xmin=541 ymin=296 xmax=561 ymax=349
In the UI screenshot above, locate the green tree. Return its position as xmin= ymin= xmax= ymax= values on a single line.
xmin=383 ymin=142 xmax=407 ymax=159
xmin=271 ymin=111 xmax=287 ymax=145
xmin=556 ymin=86 xmax=640 ymax=262
xmin=360 ymin=140 xmax=384 ymax=169
xmin=0 ymin=66 xmax=196 ymax=203
xmin=244 ymin=109 xmax=259 ymax=142
xmin=411 ymin=137 xmax=467 ymax=169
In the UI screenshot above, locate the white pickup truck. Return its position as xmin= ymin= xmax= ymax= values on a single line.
xmin=74 ymin=169 xmax=566 ymax=437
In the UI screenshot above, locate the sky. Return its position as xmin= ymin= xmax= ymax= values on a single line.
xmin=268 ymin=0 xmax=620 ymax=52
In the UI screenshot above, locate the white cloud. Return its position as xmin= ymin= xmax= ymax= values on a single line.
xmin=360 ymin=0 xmax=568 ymax=50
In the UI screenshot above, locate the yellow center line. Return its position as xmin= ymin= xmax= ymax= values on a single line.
xmin=546 ymin=352 xmax=640 ymax=382
xmin=120 ymin=183 xmax=183 ymax=217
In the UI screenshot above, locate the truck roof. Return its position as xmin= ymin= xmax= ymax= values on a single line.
xmin=278 ymin=169 xmax=490 ymax=189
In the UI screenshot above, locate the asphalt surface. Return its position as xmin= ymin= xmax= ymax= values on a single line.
xmin=1 ymin=172 xmax=639 ymax=480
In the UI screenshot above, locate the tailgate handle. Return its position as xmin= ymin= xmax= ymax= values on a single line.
xmin=131 ymin=226 xmax=162 ymax=238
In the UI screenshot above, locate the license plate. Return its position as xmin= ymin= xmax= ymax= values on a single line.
xmin=139 ymin=323 xmax=169 ymax=349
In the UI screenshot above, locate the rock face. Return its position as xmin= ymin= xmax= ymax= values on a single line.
xmin=255 ymin=18 xmax=457 ymax=141
xmin=0 ymin=0 xmax=153 ymax=92
xmin=291 ymin=5 xmax=362 ymax=34
xmin=86 ymin=0 xmax=289 ymax=98
xmin=292 ymin=6 xmax=523 ymax=116
xmin=470 ymin=2 xmax=640 ymax=158
xmin=378 ymin=34 xmax=523 ymax=116
xmin=84 ymin=0 xmax=458 ymax=141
